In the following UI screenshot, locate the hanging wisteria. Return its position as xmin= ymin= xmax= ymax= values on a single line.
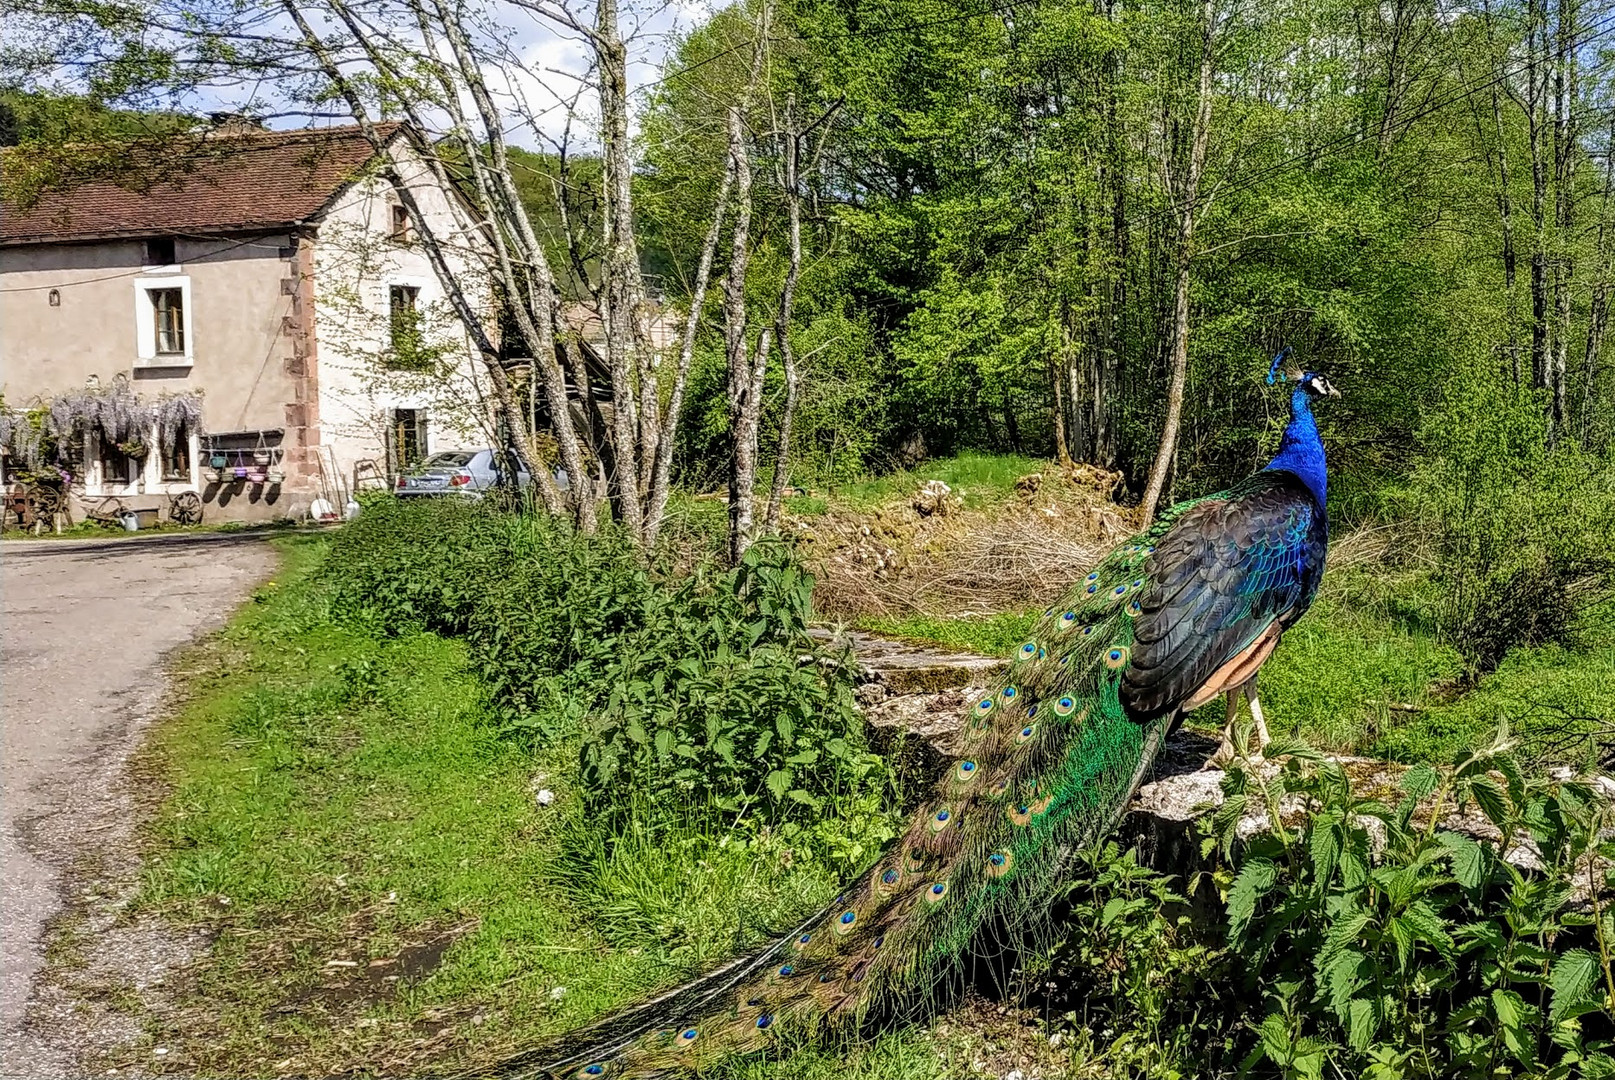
xmin=156 ymin=393 xmax=205 ymax=457
xmin=1 ymin=384 xmax=204 ymax=474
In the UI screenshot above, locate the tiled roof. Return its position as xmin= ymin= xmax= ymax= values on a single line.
xmin=1 ymin=123 xmax=403 ymax=245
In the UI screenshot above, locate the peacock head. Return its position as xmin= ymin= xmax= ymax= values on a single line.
xmin=1266 ymin=349 xmax=1341 ymax=400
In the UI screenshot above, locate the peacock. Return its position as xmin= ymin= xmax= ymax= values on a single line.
xmin=501 ymin=353 xmax=1340 ymax=1079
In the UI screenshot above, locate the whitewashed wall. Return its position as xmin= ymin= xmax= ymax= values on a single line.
xmin=309 ymin=135 xmax=498 ymax=494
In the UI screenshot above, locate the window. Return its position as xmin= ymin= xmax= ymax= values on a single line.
xmin=134 ymin=276 xmax=192 ymax=365
xmin=390 ymin=408 xmax=427 ymax=473
xmin=161 ymin=437 xmax=192 ymax=482
xmin=145 ymin=236 xmax=177 ymax=266
xmin=99 ymin=442 xmax=136 ymax=489
xmin=150 ymin=288 xmax=185 ymax=355
xmin=389 ymin=285 xmax=420 ymax=347
xmin=389 ymin=202 xmax=412 ymax=242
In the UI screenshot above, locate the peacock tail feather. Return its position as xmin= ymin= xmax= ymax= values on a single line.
xmin=504 ymin=520 xmax=1196 ymax=1080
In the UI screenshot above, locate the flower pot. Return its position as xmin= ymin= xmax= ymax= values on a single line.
xmin=247 ymin=469 xmax=267 ymax=484
xmin=232 ymin=466 xmax=248 ymax=480
xmin=202 ymin=468 xmax=221 ymax=484
xmin=267 ymin=468 xmax=285 ymax=484
xmin=253 ymin=450 xmax=271 ymax=466
xmin=210 ymin=454 xmax=228 ymax=469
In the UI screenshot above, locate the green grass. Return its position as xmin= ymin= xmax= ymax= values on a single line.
xmin=851 ymin=564 xmax=1615 ymax=765
xmin=854 ymin=611 xmax=1039 ymax=657
xmin=126 ymin=535 xmax=871 ymax=1077
xmin=829 ymin=452 xmax=1046 ymax=511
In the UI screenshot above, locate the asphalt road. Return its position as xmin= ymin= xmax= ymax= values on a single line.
xmin=0 ymin=532 xmax=274 ymax=1077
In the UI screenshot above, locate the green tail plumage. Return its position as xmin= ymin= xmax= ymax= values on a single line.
xmin=505 ymin=527 xmax=1185 ymax=1079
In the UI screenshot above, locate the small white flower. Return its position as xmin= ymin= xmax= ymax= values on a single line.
xmin=153 ymin=1048 xmax=169 ymax=1057
xmin=550 ymin=986 xmax=567 ymax=1000
xmin=535 ymin=789 xmax=555 ymax=806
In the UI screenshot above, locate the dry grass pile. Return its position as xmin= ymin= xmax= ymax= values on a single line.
xmin=796 ymin=464 xmax=1137 ymax=617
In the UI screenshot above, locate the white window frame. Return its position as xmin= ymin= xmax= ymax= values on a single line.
xmin=134 ymin=275 xmax=193 ymax=366
xmin=84 ymin=424 xmax=199 ymax=497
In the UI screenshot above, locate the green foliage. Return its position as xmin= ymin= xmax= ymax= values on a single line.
xmin=128 ymin=535 xmax=861 ymax=1074
xmin=1213 ymin=728 xmax=1615 ymax=1079
xmin=320 ymin=499 xmax=889 ymax=849
xmin=581 ymin=542 xmax=889 ymax=848
xmin=1048 ymin=727 xmax=1615 ymax=1079
xmin=1049 ymin=843 xmax=1233 ymax=1076
xmin=1405 ymin=371 xmax=1615 ymax=679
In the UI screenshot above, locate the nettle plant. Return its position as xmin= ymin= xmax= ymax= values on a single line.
xmin=1214 ymin=725 xmax=1615 ymax=1080
xmin=581 ymin=541 xmax=892 ymax=864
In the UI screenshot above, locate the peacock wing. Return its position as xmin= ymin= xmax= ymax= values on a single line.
xmin=1120 ymin=471 xmax=1326 ymax=721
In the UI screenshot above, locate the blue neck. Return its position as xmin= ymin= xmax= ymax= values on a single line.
xmin=1264 ymin=386 xmax=1328 ymax=504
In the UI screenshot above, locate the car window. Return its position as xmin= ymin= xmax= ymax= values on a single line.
xmin=422 ymin=451 xmax=475 ymax=468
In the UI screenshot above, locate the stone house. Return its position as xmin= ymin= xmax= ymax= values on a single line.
xmin=0 ymin=121 xmax=497 ymax=522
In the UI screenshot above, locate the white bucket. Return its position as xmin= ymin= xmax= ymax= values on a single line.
xmin=120 ymin=511 xmax=140 ymax=533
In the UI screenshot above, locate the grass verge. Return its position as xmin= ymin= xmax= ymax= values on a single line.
xmin=119 ymin=534 xmax=892 ymax=1077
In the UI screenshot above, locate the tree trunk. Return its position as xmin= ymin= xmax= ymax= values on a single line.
xmin=1582 ymin=114 xmax=1615 ymax=447
xmin=643 ymin=146 xmax=735 ymax=548
xmin=1140 ymin=0 xmax=1214 ymax=523
xmin=764 ymin=100 xmax=806 ymax=537
xmin=1488 ymin=78 xmax=1522 ymax=387
xmin=1527 ymin=0 xmax=1550 ymax=395
xmin=1051 ymin=350 xmax=1072 ymax=466
xmin=594 ymin=0 xmax=648 ymax=538
xmin=723 ymin=105 xmax=759 ymax=564
xmin=1548 ymin=0 xmax=1576 ymax=445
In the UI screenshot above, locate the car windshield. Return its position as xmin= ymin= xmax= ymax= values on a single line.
xmin=420 ymin=451 xmax=476 ymax=469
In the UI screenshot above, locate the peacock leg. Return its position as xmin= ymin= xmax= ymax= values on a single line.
xmin=1204 ymin=692 xmax=1241 ymax=768
xmin=1245 ymin=677 xmax=1272 ymax=753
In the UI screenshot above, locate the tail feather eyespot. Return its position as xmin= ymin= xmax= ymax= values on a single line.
xmin=1053 ymin=696 xmax=1076 ymax=717
xmin=1105 ymin=646 xmax=1130 ymax=670
xmin=986 ymin=850 xmax=1014 ymax=878
xmin=1016 ymin=641 xmax=1039 ymax=660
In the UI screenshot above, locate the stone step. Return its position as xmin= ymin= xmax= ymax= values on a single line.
xmin=831 ymin=630 xmax=1603 ymax=893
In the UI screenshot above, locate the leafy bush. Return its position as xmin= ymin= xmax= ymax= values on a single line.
xmin=1050 ymin=727 xmax=1615 ymax=1079
xmin=320 ymin=500 xmax=889 ymax=847
xmin=581 ymin=541 xmax=888 ymax=845
xmin=1215 ymin=730 xmax=1615 ymax=1079
xmin=1407 ymin=372 xmax=1615 ymax=679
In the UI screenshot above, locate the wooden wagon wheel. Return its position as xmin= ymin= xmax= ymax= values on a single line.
xmin=25 ymin=483 xmax=63 ymax=523
xmin=169 ymin=490 xmax=203 ymax=526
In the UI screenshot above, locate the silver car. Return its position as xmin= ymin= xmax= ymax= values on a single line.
xmin=394 ymin=449 xmax=564 ymax=498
